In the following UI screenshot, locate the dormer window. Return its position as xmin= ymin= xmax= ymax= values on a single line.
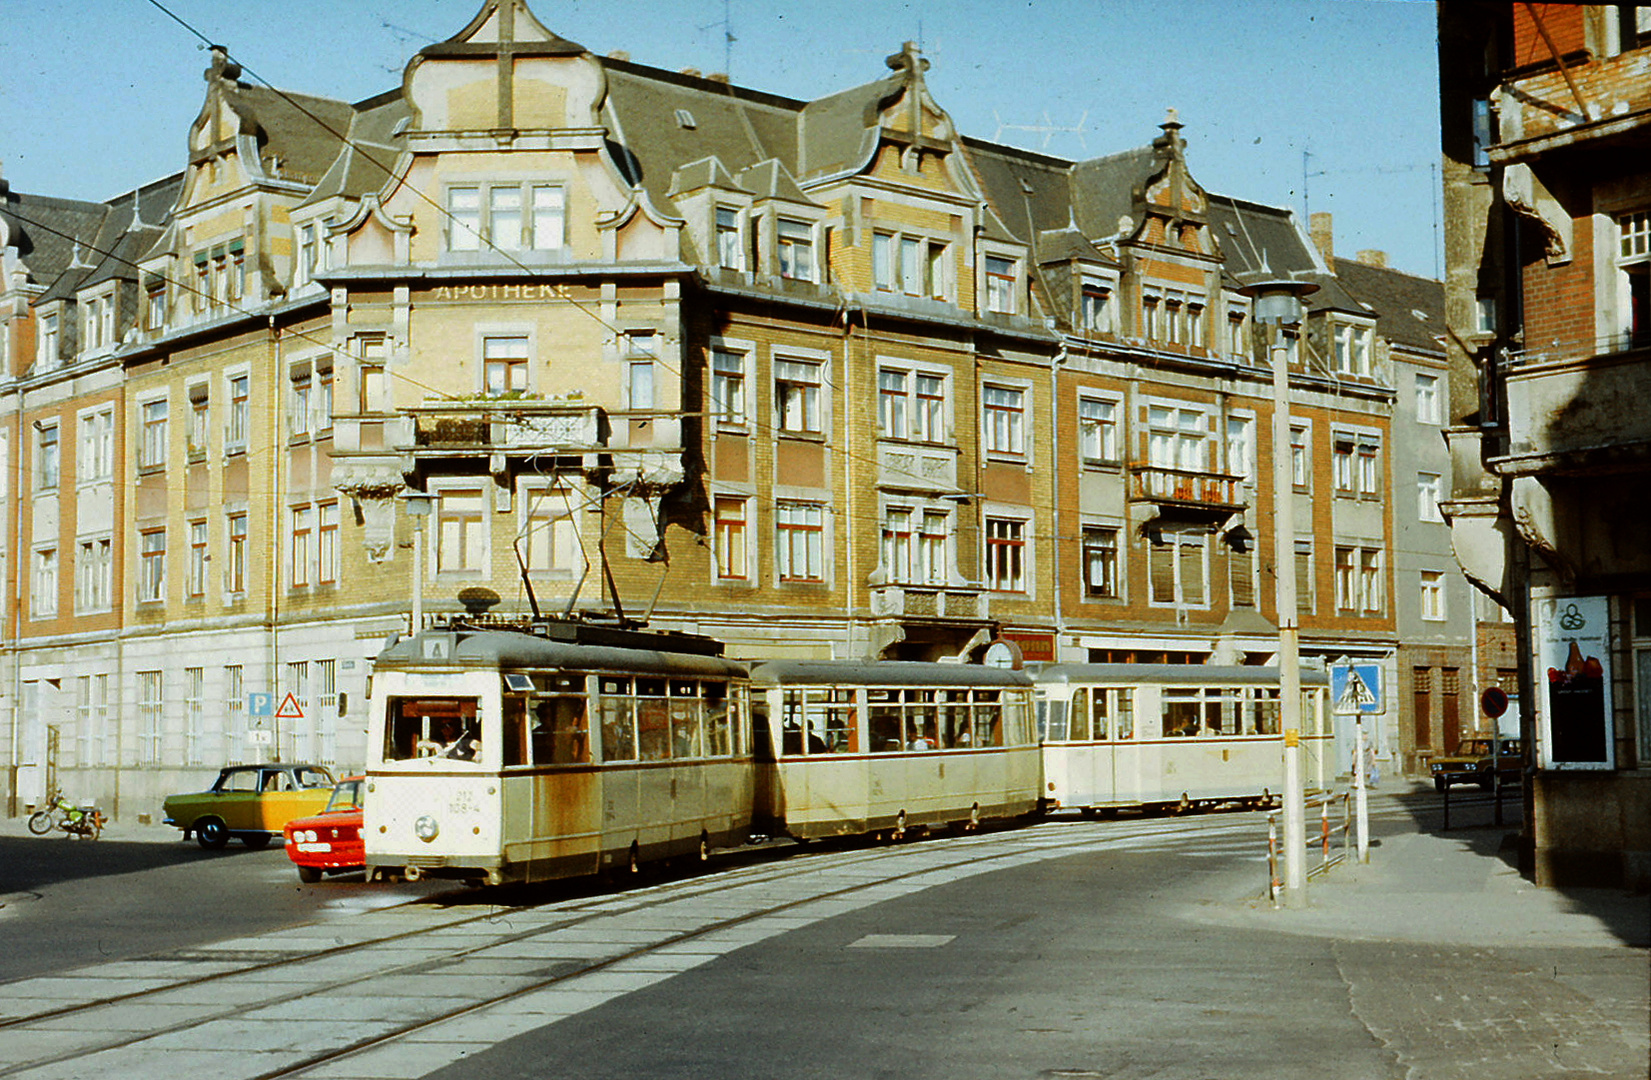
xmin=447 ymin=184 xmax=567 ymax=254
xmin=1080 ymin=281 xmax=1114 ymax=333
xmin=715 ymin=206 xmax=743 ymax=270
xmin=1333 ymin=322 xmax=1374 ymax=376
xmin=145 ymin=276 xmax=167 ymax=331
xmin=37 ymin=311 xmax=59 ymax=369
xmin=777 ymin=218 xmax=815 ymax=281
xmin=985 ymin=255 xmax=1017 ymax=314
xmin=82 ymin=293 xmax=115 ymax=354
xmin=873 ymin=232 xmax=948 ymax=299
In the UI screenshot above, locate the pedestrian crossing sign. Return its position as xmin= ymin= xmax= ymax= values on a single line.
xmin=1331 ymin=664 xmax=1382 ymax=714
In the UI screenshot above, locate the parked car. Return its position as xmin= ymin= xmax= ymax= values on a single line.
xmin=163 ymin=764 xmax=336 ymax=850
xmin=283 ymin=775 xmax=365 ymax=882
xmin=1429 ymin=738 xmax=1523 ymax=791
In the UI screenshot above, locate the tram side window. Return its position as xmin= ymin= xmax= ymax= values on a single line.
xmin=704 ymin=682 xmax=732 ymax=756
xmin=384 ymin=697 xmax=481 ymax=761
xmin=974 ymin=690 xmax=1004 ymax=747
xmin=503 ymin=695 xmax=529 ymax=766
xmin=1068 ymin=689 xmax=1091 ymax=741
xmin=670 ymin=681 xmax=702 ymax=759
xmin=1164 ymin=692 xmax=1199 ymax=737
xmin=636 ymin=679 xmax=669 ymax=761
xmin=1253 ymin=689 xmax=1280 ymax=735
xmin=941 ymin=690 xmax=973 ymax=747
xmin=1045 ymin=699 xmax=1069 ymax=742
xmin=905 ymin=689 xmax=937 ymax=749
xmin=532 ymin=695 xmax=590 ymax=764
xmin=600 ymin=679 xmax=638 ymax=762
xmin=1002 ymin=689 xmax=1031 ymax=745
xmin=868 ymin=689 xmax=902 ymax=752
xmin=1089 ymin=689 xmax=1109 ymax=740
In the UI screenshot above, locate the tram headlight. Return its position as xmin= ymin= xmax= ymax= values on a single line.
xmin=414 ymin=815 xmax=440 ymax=843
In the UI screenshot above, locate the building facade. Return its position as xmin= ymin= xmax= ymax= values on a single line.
xmin=0 ymin=0 xmax=1464 ymax=819
xmin=1439 ymin=2 xmax=1651 ymax=889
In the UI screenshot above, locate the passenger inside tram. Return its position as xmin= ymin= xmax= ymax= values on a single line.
xmin=385 ymin=698 xmax=482 ymax=762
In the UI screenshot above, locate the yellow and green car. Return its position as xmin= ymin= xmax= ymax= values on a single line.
xmin=163 ymin=764 xmax=336 ymax=850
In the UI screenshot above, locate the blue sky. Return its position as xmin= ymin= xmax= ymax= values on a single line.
xmin=0 ymin=0 xmax=1441 ymax=277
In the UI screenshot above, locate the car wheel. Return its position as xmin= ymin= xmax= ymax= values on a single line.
xmin=1433 ymin=777 xmax=1445 ymax=792
xmin=196 ymin=818 xmax=229 ymax=850
xmin=242 ymin=833 xmax=272 ymax=850
xmin=297 ymin=865 xmax=322 ymax=884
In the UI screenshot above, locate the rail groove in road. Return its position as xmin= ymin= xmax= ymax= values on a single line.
xmin=0 ymin=814 xmax=1262 ymax=1080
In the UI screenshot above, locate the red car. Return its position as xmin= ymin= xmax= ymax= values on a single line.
xmin=282 ymin=775 xmax=364 ymax=882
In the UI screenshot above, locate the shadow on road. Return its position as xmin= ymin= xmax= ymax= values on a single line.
xmin=0 ymin=833 xmax=261 ymax=895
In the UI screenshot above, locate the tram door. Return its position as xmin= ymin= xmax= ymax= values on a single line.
xmin=1072 ymin=688 xmax=1114 ymax=805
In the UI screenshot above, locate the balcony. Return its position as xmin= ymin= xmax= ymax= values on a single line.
xmin=869 ymin=584 xmax=988 ymax=622
xmin=1127 ymin=463 xmax=1247 ymax=528
xmin=1499 ymin=341 xmax=1651 ymax=476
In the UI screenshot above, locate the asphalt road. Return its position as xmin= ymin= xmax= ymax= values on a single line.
xmin=0 ymin=829 xmax=456 ymax=982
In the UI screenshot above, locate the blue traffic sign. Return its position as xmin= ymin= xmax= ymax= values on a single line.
xmin=248 ymin=692 xmax=274 ymax=717
xmin=1331 ymin=664 xmax=1382 ymax=714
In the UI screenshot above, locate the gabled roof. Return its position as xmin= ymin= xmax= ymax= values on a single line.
xmin=1333 ymin=256 xmax=1445 ymax=355
xmin=301 ymin=90 xmax=412 ymax=206
xmin=796 ymin=73 xmax=904 ymax=180
xmin=0 ymin=188 xmax=108 ymax=292
xmin=215 ymin=82 xmax=359 ymax=187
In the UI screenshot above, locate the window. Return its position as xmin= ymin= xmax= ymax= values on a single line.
xmin=483 ymin=335 xmax=529 ymax=395
xmin=290 ymin=373 xmax=312 ymax=437
xmin=1148 ymin=531 xmax=1208 ymax=607
xmin=75 ymin=537 xmax=112 ymax=612
xmin=873 ymin=232 xmax=948 ymax=298
xmin=1225 ymin=415 xmax=1255 ymax=482
xmin=37 ymin=311 xmax=58 ymax=369
xmin=522 ymin=487 xmax=583 ymax=573
xmin=1420 ymin=570 xmax=1446 ymax=620
xmin=711 ymin=349 xmax=747 ymax=427
xmin=1290 ymin=425 xmax=1310 ymax=489
xmin=713 ymin=496 xmax=748 ymax=580
xmin=628 ymin=358 xmax=655 ymax=411
xmin=188 ymin=520 xmax=208 ymax=598
xmin=715 ymin=206 xmax=743 ymax=270
xmin=139 ymin=398 xmax=168 ymax=470
xmin=879 ymin=367 xmax=945 ymax=442
xmin=297 ymin=221 xmax=325 ymax=285
xmin=776 ymin=502 xmax=825 ymax=583
xmin=36 ymin=422 xmax=59 ymax=489
xmin=1082 ymin=526 xmax=1119 ymax=598
xmin=185 ymin=667 xmax=205 ymax=766
xmin=187 ymin=390 xmax=210 ymax=458
xmin=448 ymin=184 xmax=565 ymax=252
xmin=1228 ymin=308 xmax=1249 ymax=357
xmin=1616 ymin=210 xmax=1649 ymax=350
xmin=226 ymin=374 xmax=249 ymax=450
xmin=1080 ymin=281 xmax=1114 ymax=333
xmin=32 ymin=548 xmax=57 ymax=618
xmin=983 ymin=384 xmax=1025 ymax=456
xmin=1333 ymin=435 xmax=1355 ymax=493
xmin=1295 ymin=537 xmax=1315 ymax=614
xmin=318 ymin=502 xmax=339 ymax=584
xmin=436 ymin=488 xmax=486 ymax=572
xmin=1333 ymin=323 xmax=1375 ymax=375
xmin=225 ymin=665 xmax=245 ymax=762
xmin=1361 ymin=549 xmax=1383 ymax=613
xmin=985 ymin=255 xmax=1016 ymax=314
xmin=1335 ymin=546 xmax=1384 ymax=614
xmin=1417 ymin=473 xmax=1443 ymax=522
xmin=985 ymin=516 xmax=1027 ymax=593
xmin=777 ymin=218 xmax=815 ymax=281
xmin=146 ymin=277 xmax=166 ymax=330
xmin=137 ymin=670 xmax=163 ymax=765
xmin=291 ymin=506 xmax=314 ymax=587
xmin=1414 ymin=372 xmax=1441 ymax=424
xmin=775 ymin=357 xmax=822 ymax=434
xmin=83 ymin=294 xmax=114 ymax=352
xmin=226 ymin=512 xmax=247 ymax=594
xmin=1357 ymin=437 xmax=1381 ymax=498
xmin=881 ymin=507 xmax=948 ymax=586
xmin=1147 ymin=405 xmax=1207 ymax=471
xmin=1078 ymin=397 xmax=1118 ymax=464
xmin=139 ymin=528 xmax=166 ymax=602
xmin=316 ymin=369 xmax=333 ymax=433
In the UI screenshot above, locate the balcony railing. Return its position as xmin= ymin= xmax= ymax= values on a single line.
xmin=1508 ymin=331 xmax=1651 ymax=368
xmin=869 ymin=584 xmax=988 ymax=621
xmin=1127 ymin=463 xmax=1247 ymax=512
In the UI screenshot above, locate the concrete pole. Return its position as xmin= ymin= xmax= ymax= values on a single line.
xmin=1271 ymin=335 xmax=1307 ymax=906
xmin=1355 ymin=720 xmax=1370 ymax=863
xmin=412 ymin=519 xmax=424 ymax=632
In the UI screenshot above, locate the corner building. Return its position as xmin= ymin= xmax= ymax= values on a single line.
xmin=1439 ymin=3 xmax=1651 ymax=889
xmin=0 ymin=1 xmax=1465 ymax=818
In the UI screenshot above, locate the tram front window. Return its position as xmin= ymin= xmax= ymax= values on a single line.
xmin=385 ymin=697 xmax=482 ymax=762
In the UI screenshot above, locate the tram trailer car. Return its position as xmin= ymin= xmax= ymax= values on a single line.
xmin=1033 ymin=664 xmax=1333 ymax=814
xmin=750 ymin=660 xmax=1041 ymax=840
xmin=365 ymin=624 xmax=753 ymax=887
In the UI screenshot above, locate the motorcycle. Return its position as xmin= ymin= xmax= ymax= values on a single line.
xmin=27 ymin=792 xmax=107 ymax=840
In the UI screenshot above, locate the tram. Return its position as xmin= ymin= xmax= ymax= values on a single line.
xmin=364 ymin=621 xmax=752 ymax=886
xmin=749 ymin=660 xmax=1041 ymax=840
xmin=1032 ymin=664 xmax=1333 ymax=814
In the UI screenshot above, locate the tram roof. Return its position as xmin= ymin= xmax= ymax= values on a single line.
xmin=1029 ymin=663 xmax=1330 ymax=687
xmin=377 ymin=629 xmax=748 ymax=680
xmin=748 ymin=660 xmax=1034 ymax=688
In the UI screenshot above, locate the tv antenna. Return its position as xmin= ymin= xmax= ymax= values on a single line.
xmin=698 ymin=0 xmax=737 ymax=79
xmin=992 ymin=110 xmax=1088 ymax=152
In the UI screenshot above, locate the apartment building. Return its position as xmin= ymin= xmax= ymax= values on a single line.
xmin=1439 ymin=3 xmax=1650 ymax=889
xmin=0 ymin=0 xmax=1465 ymax=818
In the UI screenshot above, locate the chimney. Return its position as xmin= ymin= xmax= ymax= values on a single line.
xmin=708 ymin=72 xmax=730 ymax=84
xmin=680 ymin=67 xmax=702 ymax=78
xmin=607 ymin=49 xmax=630 ymax=61
xmin=1309 ymin=211 xmax=1334 ymax=264
xmin=1355 ymin=249 xmax=1389 ymax=269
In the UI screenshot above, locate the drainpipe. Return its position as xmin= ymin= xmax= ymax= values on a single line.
xmin=268 ymin=316 xmax=282 ymax=762
xmin=1050 ymin=345 xmax=1068 ymax=653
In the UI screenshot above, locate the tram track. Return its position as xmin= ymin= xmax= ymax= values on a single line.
xmin=0 ymin=813 xmax=1265 ymax=1080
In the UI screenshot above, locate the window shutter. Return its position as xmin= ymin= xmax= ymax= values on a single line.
xmin=1149 ymin=542 xmax=1175 ymax=603
xmin=1229 ymin=547 xmax=1255 ymax=608
xmin=1179 ymin=539 xmax=1205 ymax=606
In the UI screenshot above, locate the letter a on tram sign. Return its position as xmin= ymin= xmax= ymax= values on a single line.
xmin=275 ymin=692 xmax=306 ymax=721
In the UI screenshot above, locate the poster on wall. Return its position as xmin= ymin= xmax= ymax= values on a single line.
xmin=1534 ymin=595 xmax=1614 ymax=770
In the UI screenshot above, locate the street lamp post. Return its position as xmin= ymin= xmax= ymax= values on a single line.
xmin=405 ymin=493 xmax=432 ymax=632
xmin=1240 ymin=272 xmax=1318 ymax=909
